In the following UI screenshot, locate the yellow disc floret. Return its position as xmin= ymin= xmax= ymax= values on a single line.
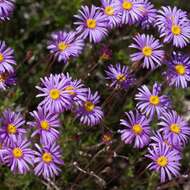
xmin=84 ymin=101 xmax=95 ymax=112
xmin=40 ymin=120 xmax=49 ymax=130
xmin=132 ymin=124 xmax=143 ymax=135
xmin=13 ymin=148 xmax=23 ymax=158
xmin=156 ymin=156 xmax=168 ymax=167
xmin=170 ymin=123 xmax=181 ymax=134
xmin=49 ymin=89 xmax=60 ymax=100
xmin=171 ymin=25 xmax=181 ymax=35
xmin=149 ymin=95 xmax=160 ymax=106
xmin=42 ymin=152 xmax=53 ymax=163
xmin=105 ymin=6 xmax=114 ymax=16
xmin=86 ymin=19 xmax=97 ymax=29
xmin=7 ymin=124 xmax=17 ymax=134
xmin=116 ymin=74 xmax=126 ymax=82
xmin=58 ymin=42 xmax=69 ymax=52
xmin=122 ymin=1 xmax=133 ymax=10
xmin=175 ymin=64 xmax=185 ymax=75
xmin=142 ymin=46 xmax=153 ymax=57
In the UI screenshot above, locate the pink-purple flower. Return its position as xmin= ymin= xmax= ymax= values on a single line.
xmin=119 ymin=110 xmax=151 ymax=148
xmin=0 ymin=109 xmax=26 ymax=146
xmin=130 ymin=34 xmax=164 ymax=70
xmin=74 ymin=5 xmax=108 ymax=43
xmin=4 ymin=137 xmax=34 ymax=174
xmin=0 ymin=0 xmax=15 ymax=21
xmin=135 ymin=82 xmax=171 ymax=119
xmin=105 ymin=63 xmax=135 ymax=89
xmin=28 ymin=106 xmax=61 ymax=145
xmin=47 ymin=31 xmax=84 ymax=63
xmin=158 ymin=110 xmax=190 ymax=147
xmin=75 ymin=89 xmax=104 ymax=126
xmin=146 ymin=143 xmax=181 ymax=182
xmin=0 ymin=41 xmax=16 ymax=73
xmin=34 ymin=143 xmax=64 ymax=179
xmin=36 ymin=74 xmax=73 ymax=113
xmin=100 ymin=0 xmax=122 ymax=28
xmin=164 ymin=52 xmax=190 ymax=88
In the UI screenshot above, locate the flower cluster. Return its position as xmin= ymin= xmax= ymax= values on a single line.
xmin=119 ymin=82 xmax=190 ymax=182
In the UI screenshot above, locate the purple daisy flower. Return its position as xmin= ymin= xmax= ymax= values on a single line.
xmin=28 ymin=106 xmax=60 ymax=145
xmin=0 ymin=109 xmax=26 ymax=146
xmin=0 ymin=41 xmax=16 ymax=73
xmin=118 ymin=0 xmax=144 ymax=25
xmin=164 ymin=52 xmax=190 ymax=88
xmin=158 ymin=110 xmax=190 ymax=147
xmin=137 ymin=0 xmax=157 ymax=29
xmin=4 ymin=137 xmax=34 ymax=174
xmin=60 ymin=73 xmax=87 ymax=106
xmin=47 ymin=31 xmax=84 ymax=63
xmin=155 ymin=6 xmax=190 ymax=48
xmin=105 ymin=63 xmax=135 ymax=89
xmin=0 ymin=71 xmax=16 ymax=90
xmin=146 ymin=143 xmax=181 ymax=182
xmin=0 ymin=0 xmax=15 ymax=21
xmin=75 ymin=89 xmax=104 ymax=126
xmin=150 ymin=131 xmax=183 ymax=151
xmin=36 ymin=74 xmax=73 ymax=113
xmin=135 ymin=82 xmax=171 ymax=119
xmin=74 ymin=5 xmax=108 ymax=43
xmin=34 ymin=143 xmax=64 ymax=179
xmin=100 ymin=0 xmax=121 ymax=29
xmin=130 ymin=34 xmax=164 ymax=70
xmin=119 ymin=110 xmax=151 ymax=148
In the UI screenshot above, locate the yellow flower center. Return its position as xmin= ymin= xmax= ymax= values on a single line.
xmin=122 ymin=1 xmax=133 ymax=10
xmin=86 ymin=19 xmax=97 ymax=29
xmin=64 ymin=85 xmax=75 ymax=95
xmin=116 ymin=74 xmax=126 ymax=82
xmin=170 ymin=123 xmax=181 ymax=134
xmin=84 ymin=101 xmax=95 ymax=112
xmin=58 ymin=42 xmax=68 ymax=52
xmin=42 ymin=152 xmax=53 ymax=163
xmin=105 ymin=6 xmax=114 ymax=16
xmin=171 ymin=25 xmax=181 ymax=35
xmin=7 ymin=124 xmax=17 ymax=134
xmin=175 ymin=64 xmax=185 ymax=75
xmin=13 ymin=148 xmax=23 ymax=158
xmin=156 ymin=156 xmax=168 ymax=167
xmin=40 ymin=120 xmax=49 ymax=130
xmin=142 ymin=46 xmax=153 ymax=57
xmin=149 ymin=95 xmax=160 ymax=106
xmin=132 ymin=124 xmax=143 ymax=135
xmin=0 ymin=53 xmax=4 ymax=62
xmin=49 ymin=89 xmax=60 ymax=100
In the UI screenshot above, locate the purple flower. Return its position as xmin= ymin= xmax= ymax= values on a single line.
xmin=158 ymin=110 xmax=190 ymax=147
xmin=4 ymin=137 xmax=34 ymax=174
xmin=0 ymin=41 xmax=16 ymax=73
xmin=0 ymin=109 xmax=26 ymax=146
xmin=137 ymin=0 xmax=157 ymax=29
xmin=61 ymin=73 xmax=87 ymax=106
xmin=0 ymin=0 xmax=15 ymax=21
xmin=155 ymin=6 xmax=190 ymax=48
xmin=34 ymin=143 xmax=64 ymax=179
xmin=164 ymin=52 xmax=190 ymax=88
xmin=146 ymin=143 xmax=181 ymax=182
xmin=150 ymin=131 xmax=183 ymax=152
xmin=47 ymin=31 xmax=84 ymax=63
xmin=118 ymin=0 xmax=144 ymax=25
xmin=0 ymin=71 xmax=16 ymax=90
xmin=119 ymin=110 xmax=151 ymax=148
xmin=28 ymin=106 xmax=60 ymax=145
xmin=100 ymin=0 xmax=121 ymax=29
xmin=36 ymin=74 xmax=73 ymax=113
xmin=130 ymin=34 xmax=164 ymax=70
xmin=135 ymin=82 xmax=171 ymax=119
xmin=105 ymin=63 xmax=135 ymax=89
xmin=74 ymin=5 xmax=108 ymax=43
xmin=75 ymin=89 xmax=104 ymax=126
